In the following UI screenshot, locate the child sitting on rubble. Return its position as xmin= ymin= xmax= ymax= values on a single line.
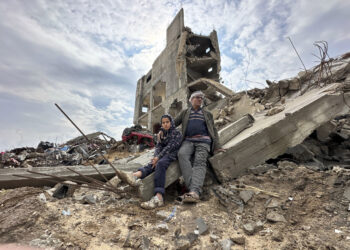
xmin=131 ymin=114 xmax=182 ymax=209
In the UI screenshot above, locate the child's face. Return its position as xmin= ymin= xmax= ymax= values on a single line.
xmin=161 ymin=117 xmax=171 ymax=130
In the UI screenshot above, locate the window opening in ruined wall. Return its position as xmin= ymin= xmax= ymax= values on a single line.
xmin=142 ymin=93 xmax=150 ymax=114
xmin=153 ymin=81 xmax=166 ymax=107
xmin=169 ymin=99 xmax=183 ymax=118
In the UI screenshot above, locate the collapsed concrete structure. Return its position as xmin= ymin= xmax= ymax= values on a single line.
xmin=2 ymin=10 xmax=350 ymax=204
xmin=133 ymin=9 xmax=233 ymax=132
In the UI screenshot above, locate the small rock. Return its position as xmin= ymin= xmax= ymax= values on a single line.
xmin=195 ymin=217 xmax=209 ymax=235
xmin=82 ymin=194 xmax=97 ymax=204
xmin=255 ymin=220 xmax=264 ymax=231
xmin=175 ymin=236 xmax=191 ymax=250
xmin=266 ymin=106 xmax=285 ymax=116
xmin=156 ymin=223 xmax=169 ymax=234
xmin=272 ymin=231 xmax=284 ymax=242
xmin=243 ymin=223 xmax=255 ymax=235
xmin=38 ymin=193 xmax=47 ymax=203
xmin=343 ymin=187 xmax=350 ymax=200
xmin=259 ymin=228 xmax=272 ymax=236
xmin=128 ymin=220 xmax=143 ymax=230
xmin=302 ymin=225 xmax=311 ymax=231
xmin=248 ymin=164 xmax=276 ymax=175
xmin=52 ymin=181 xmax=77 ymax=199
xmin=107 ymin=176 xmax=121 ymax=188
xmin=231 ymin=236 xmax=245 ymax=245
xmin=220 ymin=239 xmax=233 ymax=250
xmin=286 ymin=144 xmax=314 ymax=162
xmin=210 ymin=234 xmax=219 ymax=242
xmin=266 ymin=211 xmax=287 ymax=223
xmin=265 ymin=198 xmax=281 ymax=208
xmin=186 ymin=233 xmax=198 ymax=244
xmin=140 ymin=236 xmax=150 ymax=250
xmin=239 ymin=190 xmax=254 ymax=204
xmin=156 ymin=210 xmax=169 ymax=220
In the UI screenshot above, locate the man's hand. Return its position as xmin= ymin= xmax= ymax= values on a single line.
xmin=151 ymin=157 xmax=159 ymax=168
xmin=214 ymin=148 xmax=226 ymax=155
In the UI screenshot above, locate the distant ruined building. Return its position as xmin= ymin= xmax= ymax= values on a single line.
xmin=133 ymin=9 xmax=234 ymax=132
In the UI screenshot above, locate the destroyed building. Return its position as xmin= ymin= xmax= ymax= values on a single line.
xmin=133 ymin=9 xmax=234 ymax=132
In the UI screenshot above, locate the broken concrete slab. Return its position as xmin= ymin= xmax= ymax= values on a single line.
xmin=239 ymin=190 xmax=254 ymax=204
xmin=138 ymin=161 xmax=181 ymax=201
xmin=188 ymin=78 xmax=234 ymax=98
xmin=209 ymin=83 xmax=350 ymax=182
xmin=266 ymin=211 xmax=287 ymax=223
xmin=218 ymin=114 xmax=254 ymax=145
xmin=316 ymin=121 xmax=337 ymax=142
xmin=0 ymin=163 xmax=141 ymax=189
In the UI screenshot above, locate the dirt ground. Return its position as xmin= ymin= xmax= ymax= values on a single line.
xmin=1 ymin=161 xmax=350 ymax=249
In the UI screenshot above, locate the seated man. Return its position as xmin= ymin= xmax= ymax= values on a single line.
xmin=175 ymin=91 xmax=223 ymax=202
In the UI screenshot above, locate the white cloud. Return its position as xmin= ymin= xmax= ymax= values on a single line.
xmin=1 ymin=0 xmax=350 ymax=151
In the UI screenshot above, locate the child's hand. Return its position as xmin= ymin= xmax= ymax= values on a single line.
xmin=152 ymin=157 xmax=159 ymax=168
xmin=157 ymin=131 xmax=163 ymax=142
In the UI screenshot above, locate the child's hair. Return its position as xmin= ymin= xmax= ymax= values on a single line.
xmin=161 ymin=116 xmax=170 ymax=122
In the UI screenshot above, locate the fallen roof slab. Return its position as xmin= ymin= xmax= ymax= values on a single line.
xmin=209 ymin=83 xmax=350 ymax=182
xmin=138 ymin=161 xmax=181 ymax=201
xmin=0 ymin=163 xmax=141 ymax=189
xmin=188 ymin=78 xmax=235 ymax=97
xmin=218 ymin=114 xmax=255 ymax=146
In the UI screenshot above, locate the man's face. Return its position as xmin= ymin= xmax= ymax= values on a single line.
xmin=191 ymin=95 xmax=203 ymax=107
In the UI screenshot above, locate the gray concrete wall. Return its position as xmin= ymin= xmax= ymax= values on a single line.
xmin=166 ymin=8 xmax=184 ymax=46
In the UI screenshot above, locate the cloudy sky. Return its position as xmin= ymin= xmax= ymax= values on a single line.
xmin=1 ymin=0 xmax=350 ymax=151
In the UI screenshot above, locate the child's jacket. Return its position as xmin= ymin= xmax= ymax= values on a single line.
xmin=154 ymin=114 xmax=182 ymax=160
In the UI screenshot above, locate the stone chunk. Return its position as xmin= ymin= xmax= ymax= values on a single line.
xmin=286 ymin=144 xmax=314 ymax=162
xmin=51 ymin=181 xmax=77 ymax=199
xmin=271 ymin=231 xmax=284 ymax=242
xmin=156 ymin=210 xmax=170 ymax=220
xmin=248 ymin=164 xmax=276 ymax=175
xmin=243 ymin=223 xmax=255 ymax=235
xmin=107 ymin=176 xmax=121 ymax=188
xmin=316 ymin=121 xmax=337 ymax=141
xmin=231 ymin=236 xmax=245 ymax=245
xmin=82 ymin=194 xmax=97 ymax=204
xmin=156 ymin=223 xmax=169 ymax=234
xmin=195 ymin=217 xmax=209 ymax=235
xmin=220 ymin=239 xmax=233 ymax=250
xmin=266 ymin=211 xmax=287 ymax=223
xmin=266 ymin=106 xmax=285 ymax=116
xmin=343 ymin=187 xmax=350 ymax=200
xmin=265 ymin=198 xmax=281 ymax=209
xmin=239 ymin=190 xmax=254 ymax=204
xmin=209 ymin=234 xmax=219 ymax=242
xmin=218 ymin=114 xmax=255 ymax=145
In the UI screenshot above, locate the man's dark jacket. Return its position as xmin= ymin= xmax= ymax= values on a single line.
xmin=174 ymin=107 xmax=220 ymax=153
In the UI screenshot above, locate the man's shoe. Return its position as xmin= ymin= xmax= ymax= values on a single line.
xmin=140 ymin=195 xmax=164 ymax=210
xmin=183 ymin=191 xmax=200 ymax=203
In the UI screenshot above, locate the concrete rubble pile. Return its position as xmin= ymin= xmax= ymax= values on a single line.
xmin=135 ymin=51 xmax=350 ymax=200
xmin=209 ymin=52 xmax=350 ymax=182
xmin=0 ymin=131 xmax=139 ymax=169
xmin=2 ymin=9 xmax=350 ymax=249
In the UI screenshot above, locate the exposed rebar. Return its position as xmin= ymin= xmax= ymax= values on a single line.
xmin=287 ymin=37 xmax=307 ymax=73
xmin=54 ymin=103 xmax=129 ymax=185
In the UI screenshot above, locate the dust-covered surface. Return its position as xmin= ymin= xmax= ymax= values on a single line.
xmin=1 ymin=162 xmax=350 ymax=249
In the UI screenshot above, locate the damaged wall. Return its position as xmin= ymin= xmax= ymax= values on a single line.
xmin=133 ymin=8 xmax=230 ymax=132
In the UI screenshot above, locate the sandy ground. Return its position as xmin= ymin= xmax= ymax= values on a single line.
xmin=1 ymin=161 xmax=350 ymax=249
